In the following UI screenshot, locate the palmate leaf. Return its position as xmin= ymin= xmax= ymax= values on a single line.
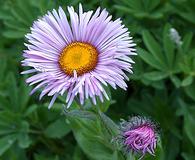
xmin=1 ymin=72 xmax=31 ymax=112
xmin=151 ymin=24 xmax=182 ymax=72
xmin=0 ymin=0 xmax=85 ymax=39
xmin=0 ymin=111 xmax=31 ymax=154
xmin=143 ymin=71 xmax=169 ymax=81
xmin=172 ymin=0 xmax=195 ymax=25
xmin=0 ymin=0 xmax=35 ymax=38
xmin=130 ymin=57 xmax=166 ymax=89
xmin=114 ymin=0 xmax=164 ymax=19
xmin=142 ymin=26 xmax=181 ymax=73
xmin=137 ymin=24 xmax=189 ymax=86
xmin=142 ymin=30 xmax=166 ymax=69
xmin=0 ymin=0 xmax=57 ymax=39
xmin=0 ymin=71 xmax=33 ymax=152
xmin=137 ymin=47 xmax=163 ymax=70
xmin=137 ymin=46 xmax=170 ymax=85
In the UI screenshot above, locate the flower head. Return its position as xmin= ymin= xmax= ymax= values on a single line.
xmin=117 ymin=116 xmax=159 ymax=159
xmin=21 ymin=4 xmax=136 ymax=108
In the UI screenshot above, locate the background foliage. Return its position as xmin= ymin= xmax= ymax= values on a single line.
xmin=0 ymin=0 xmax=195 ymax=159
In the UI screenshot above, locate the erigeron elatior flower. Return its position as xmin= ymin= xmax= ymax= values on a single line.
xmin=118 ymin=116 xmax=159 ymax=159
xmin=21 ymin=4 xmax=136 ymax=108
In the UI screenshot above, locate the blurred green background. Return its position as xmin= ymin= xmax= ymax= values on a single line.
xmin=0 ymin=0 xmax=195 ymax=159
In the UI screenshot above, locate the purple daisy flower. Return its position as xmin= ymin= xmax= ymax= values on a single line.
xmin=118 ymin=116 xmax=159 ymax=159
xmin=21 ymin=4 xmax=136 ymax=108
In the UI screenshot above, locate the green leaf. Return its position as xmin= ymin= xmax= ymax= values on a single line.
xmin=0 ymin=135 xmax=16 ymax=156
xmin=185 ymin=82 xmax=195 ymax=101
xmin=69 ymin=116 xmax=115 ymax=160
xmin=17 ymin=121 xmax=31 ymax=148
xmin=17 ymin=133 xmax=31 ymax=148
xmin=65 ymin=109 xmax=96 ymax=120
xmin=182 ymin=33 xmax=193 ymax=53
xmin=98 ymin=111 xmax=119 ymax=136
xmin=114 ymin=5 xmax=134 ymax=14
xmin=114 ymin=0 xmax=163 ymax=19
xmin=1 ymin=144 xmax=27 ymax=160
xmin=17 ymin=0 xmax=35 ymax=21
xmin=163 ymin=24 xmax=175 ymax=68
xmin=10 ymin=7 xmax=30 ymax=26
xmin=178 ymin=99 xmax=195 ymax=147
xmin=142 ymin=30 xmax=166 ymax=69
xmin=137 ymin=47 xmax=162 ymax=70
xmin=73 ymin=146 xmax=87 ymax=160
xmin=184 ymin=107 xmax=195 ymax=146
xmin=0 ymin=57 xmax=7 ymax=81
xmin=143 ymin=71 xmax=169 ymax=81
xmin=0 ymin=96 xmax=11 ymax=110
xmin=164 ymin=134 xmax=180 ymax=160
xmin=19 ymin=79 xmax=31 ymax=111
xmin=3 ymin=30 xmax=26 ymax=39
xmin=170 ymin=75 xmax=181 ymax=88
xmin=23 ymin=104 xmax=38 ymax=117
xmin=176 ymin=11 xmax=195 ymax=25
xmin=150 ymin=80 xmax=165 ymax=89
xmin=182 ymin=152 xmax=195 ymax=160
xmin=6 ymin=72 xmax=19 ymax=110
xmin=4 ymin=20 xmax=28 ymax=32
xmin=44 ymin=118 xmax=71 ymax=138
xmin=0 ymin=10 xmax=12 ymax=20
xmin=181 ymin=76 xmax=193 ymax=87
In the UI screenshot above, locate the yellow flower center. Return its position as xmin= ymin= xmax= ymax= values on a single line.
xmin=59 ymin=42 xmax=98 ymax=76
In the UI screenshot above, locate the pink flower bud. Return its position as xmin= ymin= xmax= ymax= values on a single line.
xmin=117 ymin=116 xmax=159 ymax=159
